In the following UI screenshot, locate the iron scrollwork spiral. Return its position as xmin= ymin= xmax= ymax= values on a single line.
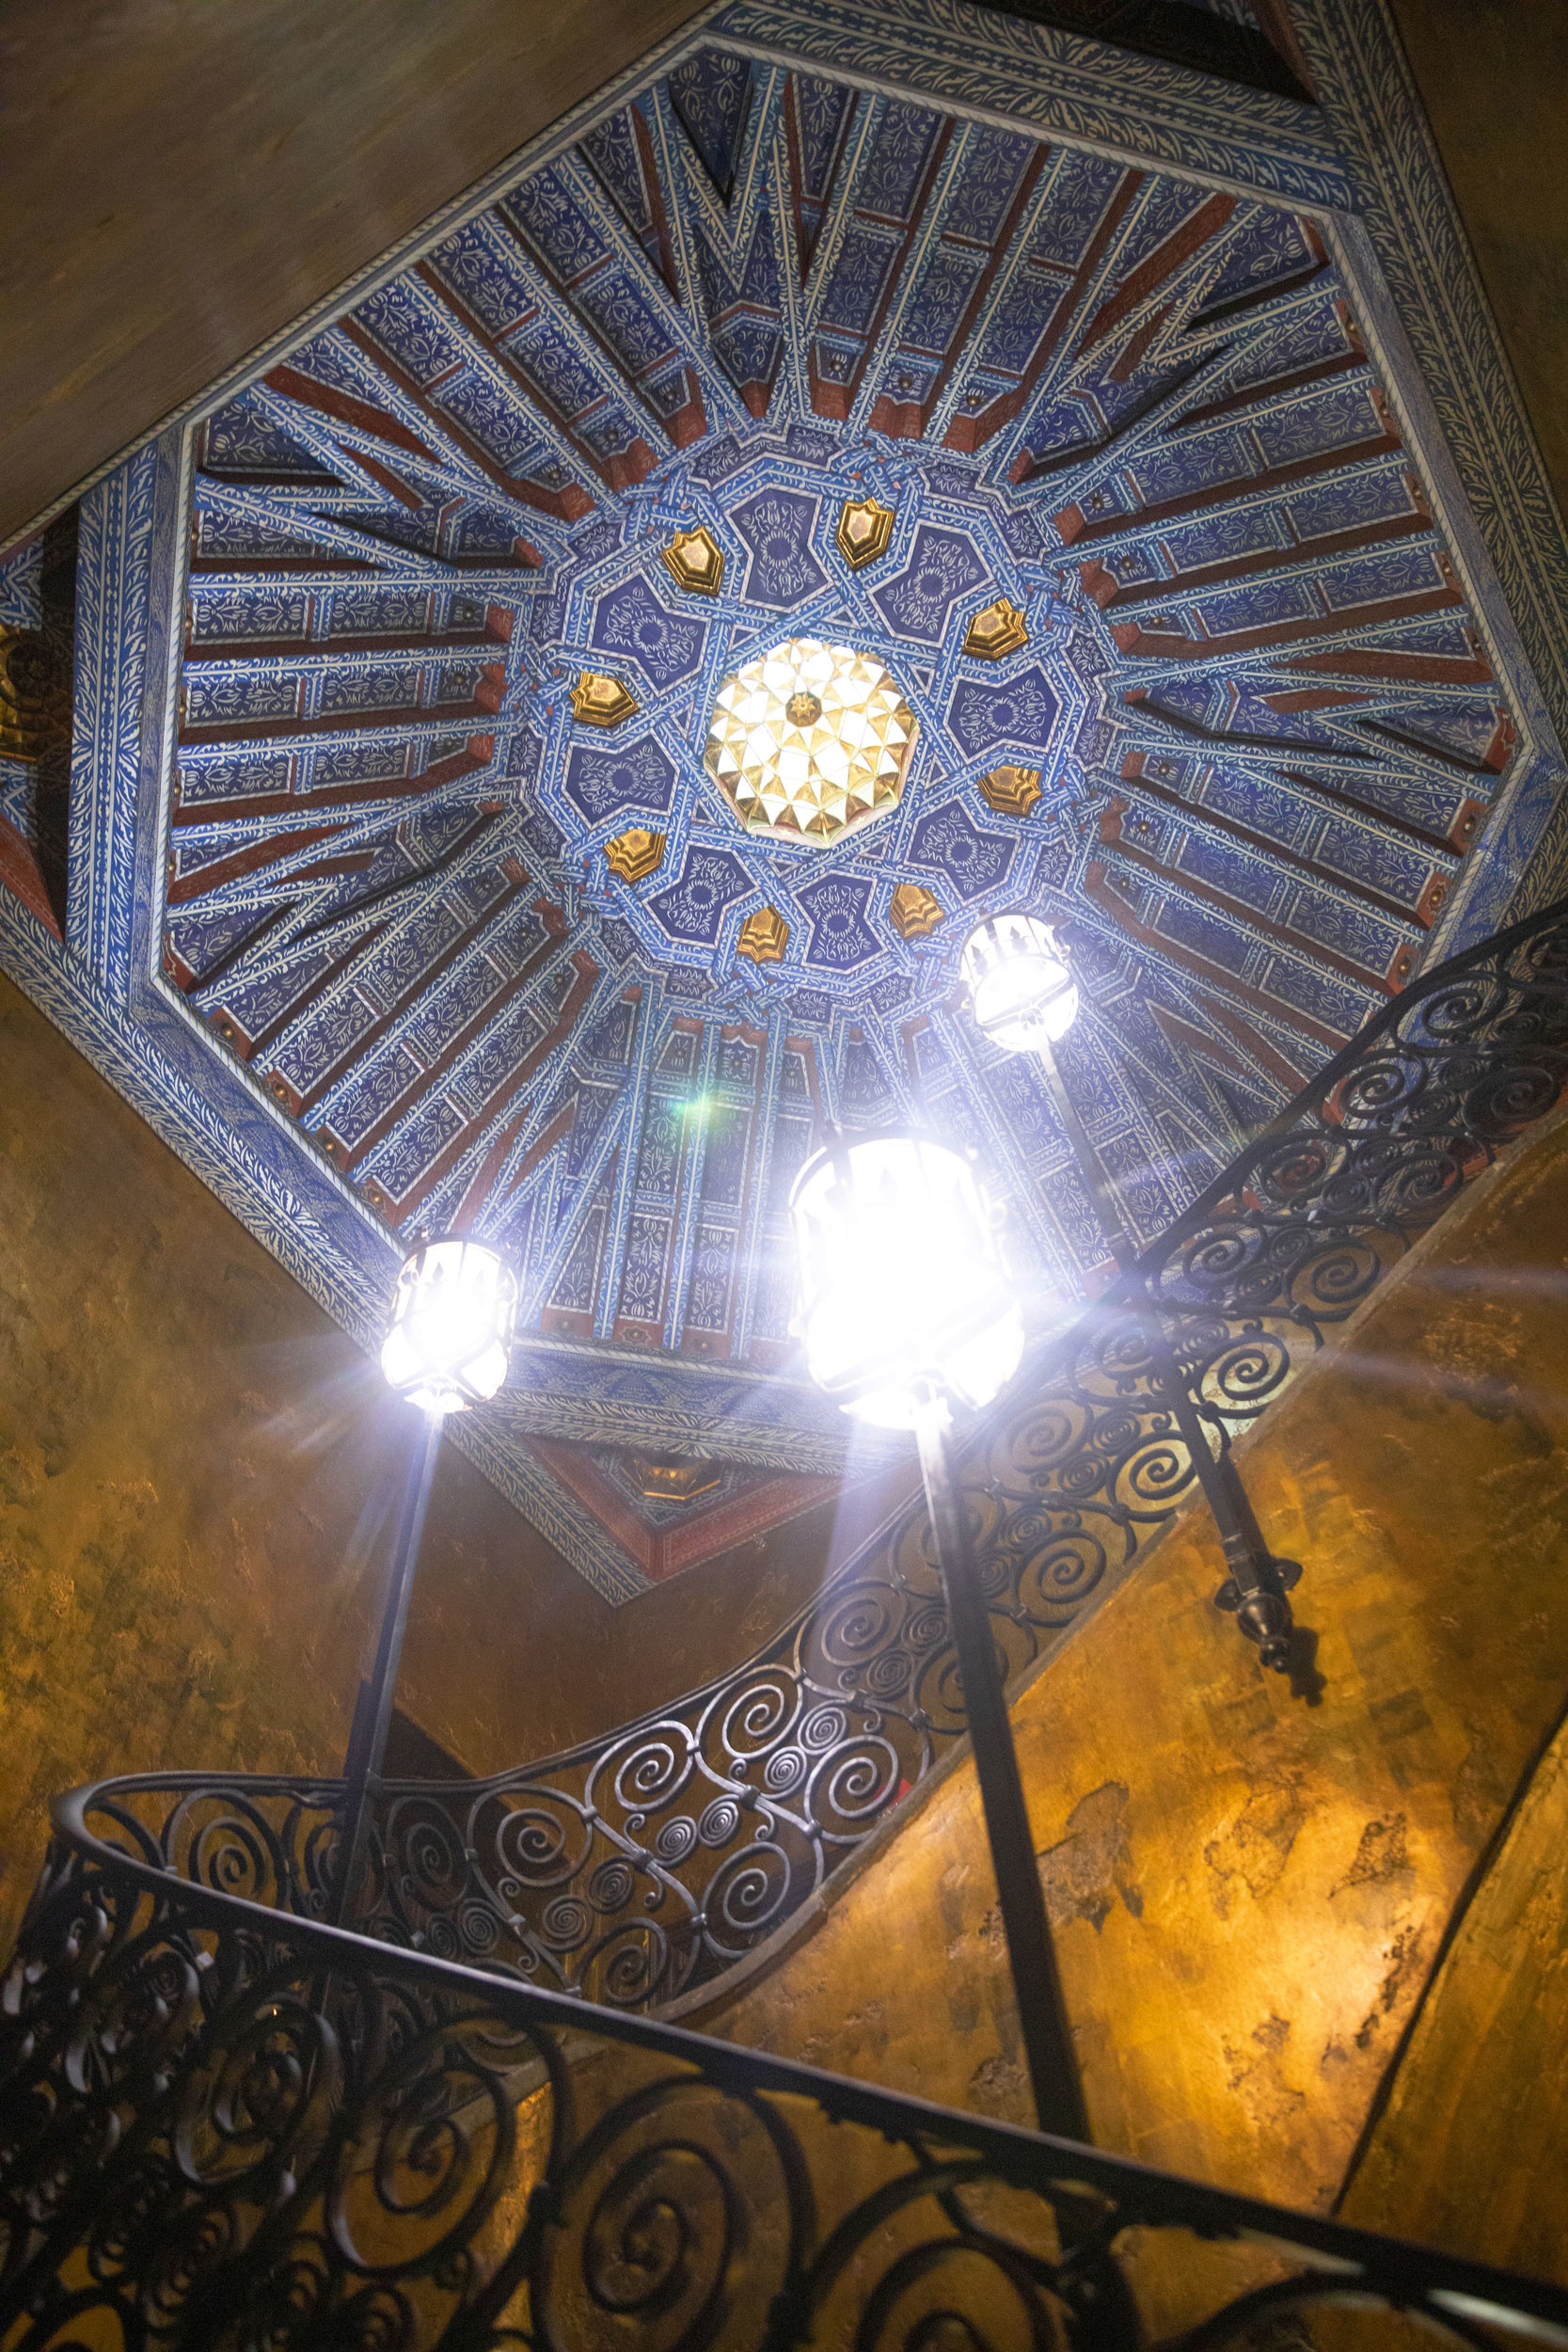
xmin=71 ymin=901 xmax=1568 ymax=2015
xmin=2 ymin=1812 xmax=1566 ymax=2349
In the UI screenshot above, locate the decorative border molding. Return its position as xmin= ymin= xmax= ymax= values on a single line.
xmin=1285 ymin=0 xmax=1568 ymax=933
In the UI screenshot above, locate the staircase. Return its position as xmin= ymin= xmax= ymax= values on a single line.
xmin=4 ymin=900 xmax=1568 ymax=2344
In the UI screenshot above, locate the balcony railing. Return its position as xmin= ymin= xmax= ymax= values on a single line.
xmin=5 ymin=900 xmax=1568 ymax=2342
xmin=335 ymin=895 xmax=1567 ymax=2005
xmin=4 ymin=1787 xmax=1568 ymax=2347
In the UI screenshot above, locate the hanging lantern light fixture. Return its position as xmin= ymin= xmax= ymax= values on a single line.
xmin=960 ymin=913 xmax=1079 ymax=1054
xmin=379 ymin=1235 xmax=518 ymax=1415
xmin=788 ymin=1132 xmax=1024 ymax=1430
xmin=787 ymin=1126 xmax=1083 ymax=2138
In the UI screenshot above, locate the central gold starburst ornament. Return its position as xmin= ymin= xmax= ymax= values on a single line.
xmin=705 ymin=638 xmax=917 ymax=846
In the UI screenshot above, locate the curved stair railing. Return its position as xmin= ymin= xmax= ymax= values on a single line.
xmin=5 ymin=1787 xmax=1568 ymax=2346
xmin=58 ymin=898 xmax=1568 ymax=2016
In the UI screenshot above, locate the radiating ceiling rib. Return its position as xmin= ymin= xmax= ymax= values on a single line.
xmin=1354 ymin=713 xmax=1511 ymax=778
xmin=809 ymin=108 xmax=958 ymax=425
xmin=1109 ymin=761 xmax=1441 ymax=928
xmin=269 ymin=856 xmax=539 ymax=1120
xmin=248 ymin=374 xmax=545 ymax=545
xmin=173 ymin=739 xmax=493 ymax=830
xmin=461 ymin=956 xmax=628 ymax=1231
xmin=1108 ymin=569 xmax=1465 ymax=664
xmin=1012 ymin=283 xmax=1341 ymax=496
xmin=835 ymin=114 xmax=982 ymax=437
xmin=206 ymin=919 xmax=390 ymax=1057
xmin=182 ymin=628 xmax=508 ymax=674
xmin=875 ymin=138 xmax=1054 ymax=448
xmin=419 ymin=235 xmax=659 ymax=489
xmin=514 ymin=148 xmax=732 ymax=434
xmin=948 ymin=164 xmax=1146 ymax=466
xmin=197 ymin=472 xmax=534 ymax=584
xmin=593 ymin=981 xmax=662 ymax=1337
xmin=642 ymin=71 xmax=791 ymax=422
xmin=1169 ymin=330 xmax=1370 ymax=435
xmin=660 ymin=1019 xmax=724 ymax=1354
xmin=1081 ymin=499 xmax=1436 ymax=619
xmin=519 ymin=1068 xmax=632 ymax=1319
xmin=167 ymin=821 xmax=352 ymax=907
xmin=1082 ymin=861 xmax=1351 ymax=1055
xmin=1080 ymin=192 xmax=1239 ymax=357
xmin=1056 ymin=414 xmax=1406 ymax=554
xmin=1097 ymin=804 xmax=1397 ymax=993
xmin=1117 ymin=691 xmax=1487 ymax=850
xmin=255 ymin=360 xmax=562 ymax=541
xmin=725 ymin=1012 xmax=792 ymax=1363
xmin=385 ymin=947 xmax=601 ymax=1226
xmin=474 ymin=1098 xmax=577 ymax=1237
xmin=326 ymin=314 xmax=571 ymax=536
xmin=283 ymin=807 xmax=507 ymax=956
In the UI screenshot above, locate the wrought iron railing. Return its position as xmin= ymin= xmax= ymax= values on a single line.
xmin=5 ymin=1793 xmax=1568 ymax=2348
xmin=62 ymin=898 xmax=1568 ymax=2014
xmin=360 ymin=895 xmax=1568 ymax=2001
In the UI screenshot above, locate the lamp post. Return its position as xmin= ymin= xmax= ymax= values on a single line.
xmin=334 ymin=1234 xmax=518 ymax=1922
xmin=959 ymin=913 xmax=1297 ymax=1673
xmin=789 ymin=1134 xmax=1090 ymax=2143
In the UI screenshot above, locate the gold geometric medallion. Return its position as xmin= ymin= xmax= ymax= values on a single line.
xmin=835 ymin=496 xmax=895 ymax=570
xmin=889 ymin=882 xmax=944 ymax=941
xmin=962 ymin=596 xmax=1028 ymax=660
xmin=977 ymin=763 xmax=1042 ymax=818
xmin=571 ymin=670 xmax=639 ymax=727
xmin=661 ymin=526 xmax=725 ymax=596
xmin=736 ymin=906 xmax=790 ymax=964
xmin=705 ymin=637 xmax=916 ymax=847
xmin=627 ymin=1452 xmax=722 ymax=1503
xmin=604 ymin=827 xmax=665 ymax=883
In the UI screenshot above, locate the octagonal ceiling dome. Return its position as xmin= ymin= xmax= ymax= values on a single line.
xmin=3 ymin=3 xmax=1550 ymax=1604
xmin=705 ymin=638 xmax=917 ymax=845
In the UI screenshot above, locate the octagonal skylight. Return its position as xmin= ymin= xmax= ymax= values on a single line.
xmin=705 ymin=638 xmax=917 ymax=846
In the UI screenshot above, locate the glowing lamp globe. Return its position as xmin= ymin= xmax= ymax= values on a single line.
xmin=789 ymin=1134 xmax=1024 ymax=1430
xmin=380 ymin=1237 xmax=518 ymax=1414
xmin=961 ymin=914 xmax=1078 ymax=1054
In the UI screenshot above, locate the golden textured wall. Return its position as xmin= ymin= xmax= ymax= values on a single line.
xmin=690 ymin=1107 xmax=1568 ymax=2260
xmin=0 ymin=975 xmax=847 ymax=1951
xmin=1386 ymin=0 xmax=1568 ymax=524
xmin=0 ymin=0 xmax=707 ymax=541
xmin=1341 ymin=1703 xmax=1568 ymax=2280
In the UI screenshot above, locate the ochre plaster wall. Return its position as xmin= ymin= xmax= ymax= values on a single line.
xmin=689 ymin=1108 xmax=1568 ymax=2263
xmin=0 ymin=974 xmax=847 ymax=1950
xmin=0 ymin=0 xmax=707 ymax=542
xmin=395 ymin=1461 xmax=897 ymax=1786
xmin=1340 ymin=1701 xmax=1568 ymax=2281
xmin=1389 ymin=0 xmax=1568 ymax=525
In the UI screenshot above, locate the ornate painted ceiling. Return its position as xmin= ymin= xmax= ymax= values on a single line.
xmin=1 ymin=0 xmax=1563 ymax=1598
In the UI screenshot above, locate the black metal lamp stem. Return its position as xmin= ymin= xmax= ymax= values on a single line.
xmin=912 ymin=1390 xmax=1090 ymax=2143
xmin=333 ymin=1406 xmax=443 ymax=1923
xmin=1036 ymin=1041 xmax=1294 ymax=1670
